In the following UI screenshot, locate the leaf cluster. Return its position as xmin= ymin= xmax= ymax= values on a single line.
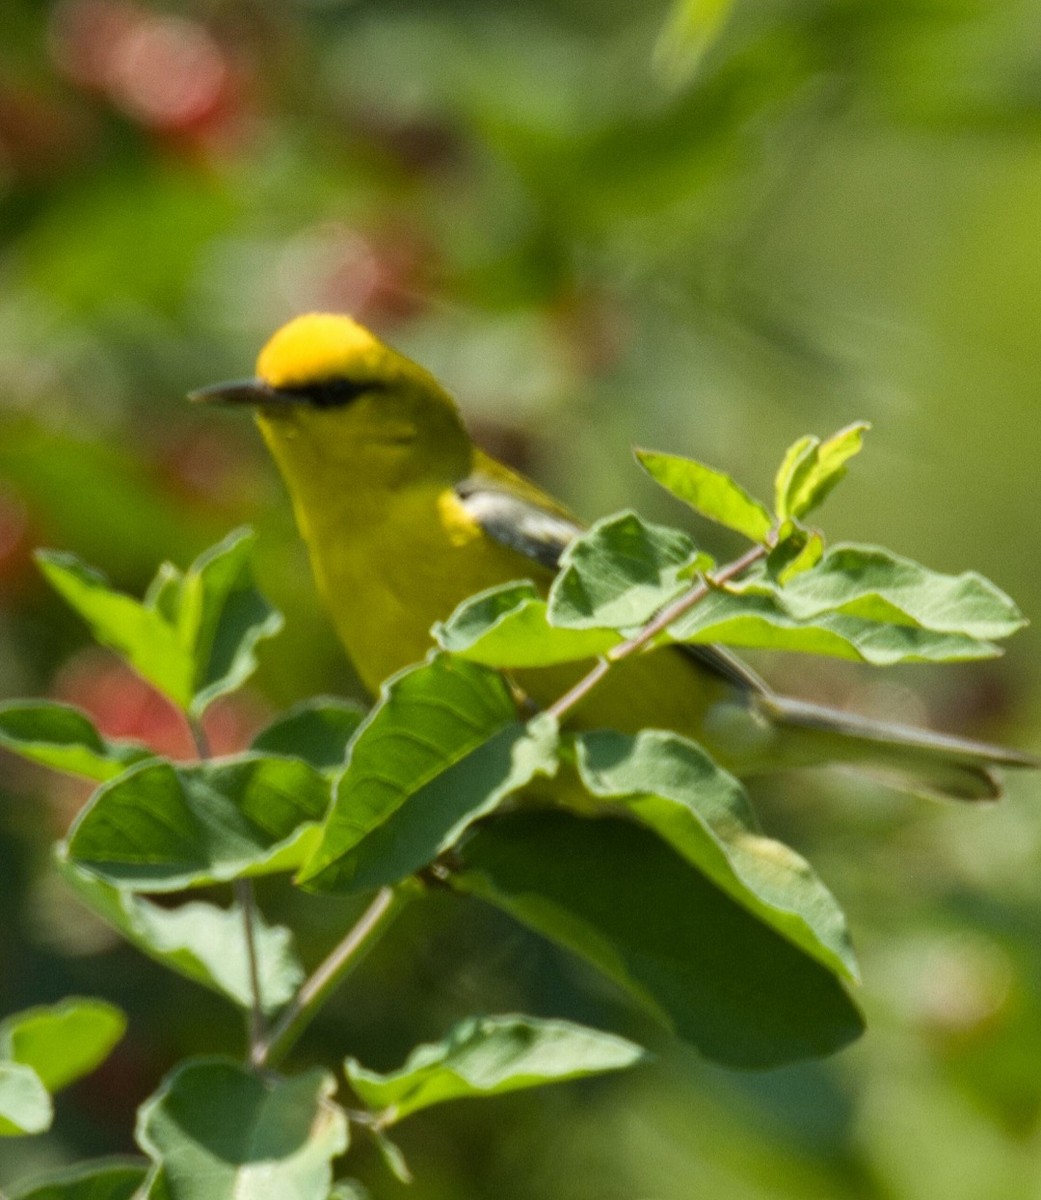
xmin=0 ymin=425 xmax=1028 ymax=1199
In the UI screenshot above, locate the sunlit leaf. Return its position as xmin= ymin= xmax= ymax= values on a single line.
xmin=667 ymin=588 xmax=1000 ymax=663
xmin=0 ymin=1063 xmax=51 ymax=1137
xmin=65 ymin=754 xmax=328 ymax=891
xmin=775 ymin=423 xmax=869 ymax=521
xmin=35 ymin=550 xmax=193 ymax=709
xmin=57 ymin=853 xmax=303 ymax=1012
xmin=300 ymin=657 xmax=558 ymax=893
xmin=35 ymin=530 xmax=282 ymax=719
xmin=0 ymin=702 xmax=151 ymax=782
xmin=548 ymin=511 xmax=711 ymax=630
xmin=453 ymin=811 xmax=864 ymax=1068
xmin=738 ymin=543 xmax=1026 ymax=640
xmin=346 ymin=1014 xmax=646 ymax=1125
xmin=635 ymin=448 xmax=773 ymax=542
xmin=135 ymin=1059 xmax=348 ymax=1200
xmin=766 ymin=526 xmax=825 ymax=584
xmin=573 ymin=730 xmax=857 ymax=982
xmin=434 ymin=581 xmax=620 ymax=667
xmin=0 ymin=998 xmax=125 ymax=1093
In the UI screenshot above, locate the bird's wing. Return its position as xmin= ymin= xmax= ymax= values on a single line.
xmin=454 ymin=470 xmax=769 ymax=696
xmin=455 ymin=477 xmax=581 ymax=572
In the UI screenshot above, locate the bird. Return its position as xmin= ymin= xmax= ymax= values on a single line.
xmin=190 ymin=312 xmax=1037 ymax=801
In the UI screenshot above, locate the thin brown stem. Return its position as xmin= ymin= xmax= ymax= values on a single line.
xmin=546 ymin=542 xmax=768 ymax=724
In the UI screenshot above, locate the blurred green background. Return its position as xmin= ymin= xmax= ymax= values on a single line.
xmin=3 ymin=0 xmax=1041 ymax=1195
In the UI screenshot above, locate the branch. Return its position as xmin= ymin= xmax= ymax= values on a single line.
xmin=546 ymin=542 xmax=768 ymax=723
xmin=188 ymin=714 xmax=267 ymax=1069
xmin=258 ymin=884 xmax=412 ymax=1070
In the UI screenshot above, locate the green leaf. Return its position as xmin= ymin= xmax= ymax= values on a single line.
xmin=434 ymin=582 xmax=620 ymax=668
xmin=311 ymin=718 xmax=558 ymax=893
xmin=773 ymin=435 xmax=817 ymax=520
xmin=135 ymin=1059 xmax=348 ymax=1200
xmin=65 ymin=754 xmax=329 ymax=891
xmin=0 ymin=1062 xmax=52 ymax=1137
xmin=370 ymin=1129 xmax=412 ymax=1185
xmin=453 ymin=811 xmax=864 ymax=1068
xmin=177 ymin=529 xmax=284 ymax=719
xmin=57 ymin=853 xmax=303 ymax=1012
xmin=145 ymin=562 xmax=184 ymax=622
xmin=251 ymin=697 xmax=365 ymax=774
xmin=302 ymin=657 xmax=513 ymax=886
xmin=300 ymin=657 xmax=558 ymax=893
xmin=774 ymin=423 xmax=869 ymax=521
xmin=35 ymin=529 xmax=282 ymax=719
xmin=548 ymin=511 xmax=712 ymax=630
xmin=573 ymin=730 xmax=857 ymax=982
xmin=36 ymin=550 xmax=194 ymax=709
xmin=345 ymin=1014 xmax=646 ymax=1125
xmin=635 ymin=449 xmax=773 ymax=543
xmin=739 ymin=543 xmax=1026 ymax=640
xmin=0 ymin=702 xmax=152 ymax=782
xmin=0 ymin=999 xmax=125 ymax=1093
xmin=6 ymin=1157 xmax=149 ymax=1200
xmin=667 ymin=588 xmax=1001 ymax=664
xmin=766 ymin=526 xmax=825 ymax=585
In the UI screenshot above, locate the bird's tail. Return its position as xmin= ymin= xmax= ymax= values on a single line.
xmin=757 ymin=694 xmax=1039 ymax=801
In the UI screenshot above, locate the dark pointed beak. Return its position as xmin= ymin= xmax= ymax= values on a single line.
xmin=188 ymin=378 xmax=284 ymax=407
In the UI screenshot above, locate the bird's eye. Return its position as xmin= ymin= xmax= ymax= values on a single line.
xmin=279 ymin=377 xmax=387 ymax=409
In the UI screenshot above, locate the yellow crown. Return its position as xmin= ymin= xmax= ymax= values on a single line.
xmin=256 ymin=314 xmax=385 ymax=388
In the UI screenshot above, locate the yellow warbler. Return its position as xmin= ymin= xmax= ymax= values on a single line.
xmin=191 ymin=313 xmax=1037 ymax=800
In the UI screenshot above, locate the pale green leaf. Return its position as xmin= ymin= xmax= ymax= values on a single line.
xmin=0 ymin=702 xmax=151 ymax=782
xmin=35 ymin=550 xmax=193 ymax=709
xmin=773 ymin=435 xmax=818 ymax=520
xmin=135 ymin=1059 xmax=348 ymax=1200
xmin=57 ymin=853 xmax=303 ymax=1012
xmin=667 ymin=588 xmax=1000 ymax=663
xmin=65 ymin=754 xmax=328 ymax=891
xmin=574 ymin=730 xmax=857 ymax=982
xmin=0 ymin=999 xmax=125 ymax=1093
xmin=635 ymin=448 xmax=773 ymax=542
xmin=775 ymin=423 xmax=869 ymax=520
xmin=346 ymin=1014 xmax=646 ymax=1125
xmin=144 ymin=562 xmax=184 ymax=621
xmin=548 ymin=511 xmax=711 ymax=630
xmin=0 ymin=1062 xmax=52 ymax=1137
xmin=740 ymin=543 xmax=1026 ymax=640
xmin=766 ymin=527 xmax=825 ymax=585
xmin=434 ymin=582 xmax=620 ymax=667
xmin=35 ymin=530 xmax=282 ymax=719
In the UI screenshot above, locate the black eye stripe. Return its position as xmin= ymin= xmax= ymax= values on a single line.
xmin=277 ymin=377 xmax=389 ymax=409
